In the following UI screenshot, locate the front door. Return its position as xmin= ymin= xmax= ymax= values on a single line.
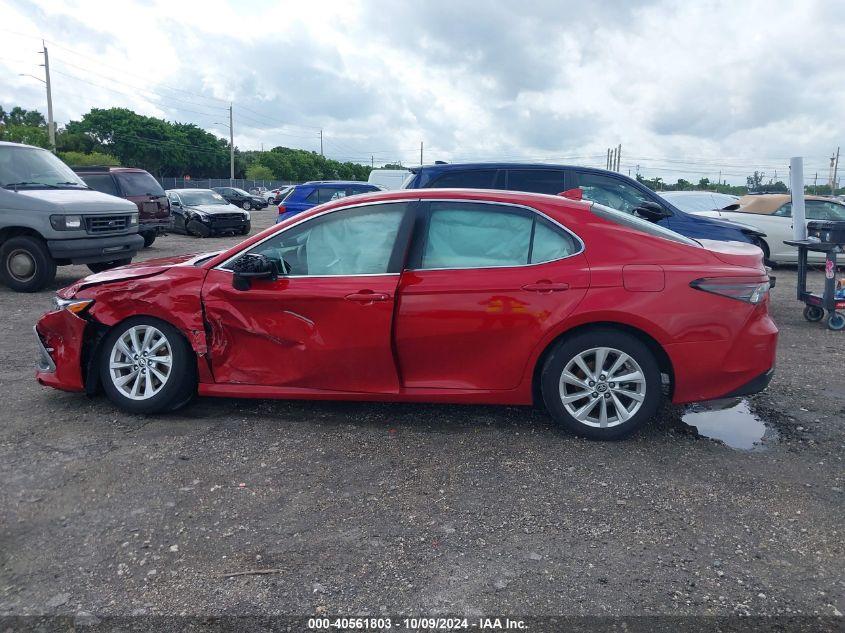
xmin=394 ymin=200 xmax=589 ymax=391
xmin=202 ymin=201 xmax=415 ymax=392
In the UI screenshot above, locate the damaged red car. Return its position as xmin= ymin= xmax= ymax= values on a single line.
xmin=35 ymin=189 xmax=778 ymax=440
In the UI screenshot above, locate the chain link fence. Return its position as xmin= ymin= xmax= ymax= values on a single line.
xmin=157 ymin=177 xmax=297 ymax=192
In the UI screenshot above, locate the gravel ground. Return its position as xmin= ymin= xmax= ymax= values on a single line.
xmin=0 ymin=209 xmax=843 ymax=623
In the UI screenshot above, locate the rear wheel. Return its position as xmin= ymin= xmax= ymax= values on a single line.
xmin=803 ymin=305 xmax=824 ymax=322
xmin=241 ymin=201 xmax=252 ymax=210
xmin=87 ymin=258 xmax=131 ymax=273
xmin=0 ymin=236 xmax=56 ymax=292
xmin=142 ymin=232 xmax=157 ymax=248
xmin=750 ymin=237 xmax=773 ymax=267
xmin=541 ymin=329 xmax=662 ymax=440
xmin=99 ymin=317 xmax=197 ymax=414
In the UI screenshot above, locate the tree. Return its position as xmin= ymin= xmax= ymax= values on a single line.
xmin=245 ymin=163 xmax=274 ymax=180
xmin=59 ymin=151 xmax=120 ymax=167
xmin=746 ymin=171 xmax=764 ymax=191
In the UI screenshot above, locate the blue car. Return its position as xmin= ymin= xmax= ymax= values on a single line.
xmin=403 ymin=163 xmax=765 ymax=245
xmin=276 ymin=181 xmax=382 ymax=223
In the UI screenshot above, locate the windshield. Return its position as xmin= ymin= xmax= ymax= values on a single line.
xmin=231 ymin=188 xmax=251 ymax=196
xmin=0 ymin=145 xmax=87 ymax=188
xmin=116 ymin=171 xmax=165 ymax=197
xmin=179 ymin=190 xmax=228 ymax=206
xmin=661 ymin=192 xmax=738 ymax=212
xmin=590 ymin=202 xmax=700 ymax=247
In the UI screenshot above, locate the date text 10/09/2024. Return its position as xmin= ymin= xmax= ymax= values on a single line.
xmin=307 ymin=617 xmax=528 ymax=630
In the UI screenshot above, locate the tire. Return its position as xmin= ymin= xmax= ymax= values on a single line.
xmin=0 ymin=236 xmax=57 ymax=292
xmin=142 ymin=232 xmax=157 ymax=248
xmin=540 ymin=329 xmax=662 ymax=440
xmin=186 ymin=219 xmax=211 ymax=237
xmin=99 ymin=317 xmax=197 ymax=414
xmin=241 ymin=201 xmax=251 ymax=210
xmin=827 ymin=312 xmax=845 ymax=331
xmin=803 ymin=305 xmax=824 ymax=322
xmin=87 ymin=258 xmax=131 ymax=273
xmin=239 ymin=222 xmax=251 ymax=235
xmin=750 ymin=237 xmax=773 ymax=267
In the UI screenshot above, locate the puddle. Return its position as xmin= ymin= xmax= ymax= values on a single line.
xmin=680 ymin=398 xmax=776 ymax=451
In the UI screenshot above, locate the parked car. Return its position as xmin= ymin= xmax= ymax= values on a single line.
xmin=403 ymin=163 xmax=766 ymax=245
xmin=74 ymin=166 xmax=171 ymax=248
xmin=689 ymin=194 xmax=845 ymax=264
xmin=658 ymin=191 xmax=739 ymax=212
xmin=368 ymin=168 xmax=411 ymax=190
xmin=248 ymin=186 xmax=268 ymax=197
xmin=36 ymin=188 xmax=776 ymax=440
xmin=165 ymin=189 xmax=250 ymax=237
xmin=270 ymin=185 xmax=293 ymax=204
xmin=211 ymin=186 xmax=268 ymax=210
xmin=276 ymin=181 xmax=382 ymax=222
xmin=0 ymin=142 xmax=142 ymax=292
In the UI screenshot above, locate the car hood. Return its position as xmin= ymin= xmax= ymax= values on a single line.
xmin=59 ymin=251 xmax=222 ymax=296
xmin=9 ymin=188 xmax=138 ymax=213
xmin=185 ymin=203 xmax=245 ymax=215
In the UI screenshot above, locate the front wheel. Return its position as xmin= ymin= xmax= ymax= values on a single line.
xmin=540 ymin=329 xmax=662 ymax=440
xmin=828 ymin=312 xmax=845 ymax=331
xmin=239 ymin=222 xmax=251 ymax=235
xmin=87 ymin=258 xmax=131 ymax=273
xmin=142 ymin=232 xmax=157 ymax=248
xmin=0 ymin=236 xmax=56 ymax=292
xmin=99 ymin=317 xmax=197 ymax=414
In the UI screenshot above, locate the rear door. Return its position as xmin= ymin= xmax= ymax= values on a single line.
xmin=425 ymin=168 xmax=506 ymax=189
xmin=202 ymin=201 xmax=416 ymax=391
xmin=394 ymin=200 xmax=589 ymax=391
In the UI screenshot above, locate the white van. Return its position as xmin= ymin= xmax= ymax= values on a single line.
xmin=367 ymin=169 xmax=411 ymax=191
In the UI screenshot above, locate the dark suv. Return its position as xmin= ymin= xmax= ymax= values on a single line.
xmin=403 ymin=163 xmax=764 ymax=244
xmin=74 ymin=166 xmax=171 ymax=247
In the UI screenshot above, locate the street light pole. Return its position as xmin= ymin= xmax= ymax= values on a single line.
xmin=229 ymin=103 xmax=234 ymax=184
xmin=41 ymin=41 xmax=56 ymax=153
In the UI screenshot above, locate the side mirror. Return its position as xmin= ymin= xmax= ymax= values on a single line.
xmin=633 ymin=201 xmax=672 ymax=222
xmin=171 ymin=200 xmax=181 ymax=207
xmin=231 ymin=253 xmax=284 ymax=290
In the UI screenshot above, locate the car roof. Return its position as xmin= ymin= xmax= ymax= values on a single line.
xmin=0 ymin=141 xmax=45 ymax=149
xmin=736 ymin=193 xmax=840 ymax=214
xmin=166 ymin=188 xmax=216 ymax=193
xmin=73 ymin=166 xmax=147 ymax=173
xmin=661 ymin=190 xmax=737 ymax=198
xmin=411 ymin=162 xmax=619 ymax=173
xmin=302 ymin=180 xmax=376 ymax=186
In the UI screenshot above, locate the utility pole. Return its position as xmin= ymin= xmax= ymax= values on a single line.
xmin=320 ymin=130 xmax=323 ymax=157
xmin=832 ymin=146 xmax=840 ymax=194
xmin=228 ymin=103 xmax=234 ymax=183
xmin=636 ymin=164 xmax=640 ymax=179
xmin=606 ymin=148 xmax=611 ymax=169
xmin=420 ymin=141 xmax=423 ymax=166
xmin=616 ymin=144 xmax=622 ymax=172
xmin=718 ymin=170 xmax=721 ymax=186
xmin=814 ymin=172 xmax=818 ymax=192
xmin=371 ymin=155 xmax=374 ymax=168
xmin=40 ymin=41 xmax=55 ymax=153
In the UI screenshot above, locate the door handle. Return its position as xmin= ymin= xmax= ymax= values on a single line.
xmin=344 ymin=291 xmax=390 ymax=302
xmin=522 ymin=281 xmax=570 ymax=293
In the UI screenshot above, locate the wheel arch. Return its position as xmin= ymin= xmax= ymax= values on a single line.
xmin=0 ymin=226 xmax=46 ymax=243
xmin=530 ymin=320 xmax=675 ymax=407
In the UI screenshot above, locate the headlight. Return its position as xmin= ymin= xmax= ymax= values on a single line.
xmin=244 ymin=211 xmax=251 ymax=221
xmin=50 ymin=215 xmax=83 ymax=230
xmin=192 ymin=210 xmax=208 ymax=219
xmin=129 ymin=212 xmax=139 ymax=226
xmin=52 ymin=296 xmax=94 ymax=314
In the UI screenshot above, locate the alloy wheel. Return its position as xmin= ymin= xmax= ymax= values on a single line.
xmin=558 ymin=346 xmax=647 ymax=428
xmin=108 ymin=325 xmax=173 ymax=400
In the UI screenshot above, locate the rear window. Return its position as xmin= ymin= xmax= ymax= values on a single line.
xmin=116 ymin=171 xmax=165 ymax=197
xmin=590 ymin=202 xmax=699 ymax=246
xmin=81 ymin=174 xmax=120 ymax=197
xmin=428 ymin=169 xmax=499 ymax=189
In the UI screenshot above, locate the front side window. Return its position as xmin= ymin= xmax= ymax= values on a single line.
xmin=116 ymin=171 xmax=165 ymax=197
xmin=242 ymin=203 xmax=408 ymax=276
xmin=576 ymin=173 xmax=650 ymax=214
xmin=82 ymin=174 xmax=120 ymax=197
xmin=507 ymin=169 xmax=567 ymax=195
xmin=418 ymin=202 xmax=578 ymax=270
xmin=773 ymin=203 xmax=792 ymax=217
xmin=806 ymin=200 xmax=845 ymax=221
xmin=167 ymin=192 xmax=181 ymax=205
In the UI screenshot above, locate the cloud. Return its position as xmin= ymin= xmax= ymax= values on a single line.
xmin=1 ymin=0 xmax=844 ymax=183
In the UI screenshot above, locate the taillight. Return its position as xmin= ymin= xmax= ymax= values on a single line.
xmin=277 ymin=204 xmax=285 ymax=215
xmin=690 ymin=277 xmax=770 ymax=304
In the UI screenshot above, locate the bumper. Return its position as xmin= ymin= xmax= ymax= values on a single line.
xmin=141 ymin=219 xmax=172 ymax=234
xmin=668 ymin=310 xmax=778 ymax=404
xmin=204 ymin=217 xmax=249 ymax=232
xmin=47 ymin=234 xmax=144 ymax=264
xmin=34 ymin=310 xmax=87 ymax=392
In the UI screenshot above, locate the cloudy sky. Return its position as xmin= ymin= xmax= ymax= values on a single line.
xmin=2 ymin=0 xmax=844 ymax=184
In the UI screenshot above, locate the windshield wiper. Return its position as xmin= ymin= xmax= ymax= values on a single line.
xmin=54 ymin=181 xmax=89 ymax=188
xmin=2 ymin=182 xmax=60 ymax=190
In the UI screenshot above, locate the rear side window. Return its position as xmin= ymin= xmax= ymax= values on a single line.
xmin=418 ymin=201 xmax=579 ymax=270
xmin=116 ymin=171 xmax=165 ymax=197
xmin=507 ymin=169 xmax=567 ymax=195
xmin=305 ymin=187 xmax=346 ymax=204
xmin=428 ymin=169 xmax=499 ymax=189
xmin=81 ymin=174 xmax=119 ymax=197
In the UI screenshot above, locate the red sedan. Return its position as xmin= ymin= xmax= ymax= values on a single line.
xmin=35 ymin=189 xmax=777 ymax=440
